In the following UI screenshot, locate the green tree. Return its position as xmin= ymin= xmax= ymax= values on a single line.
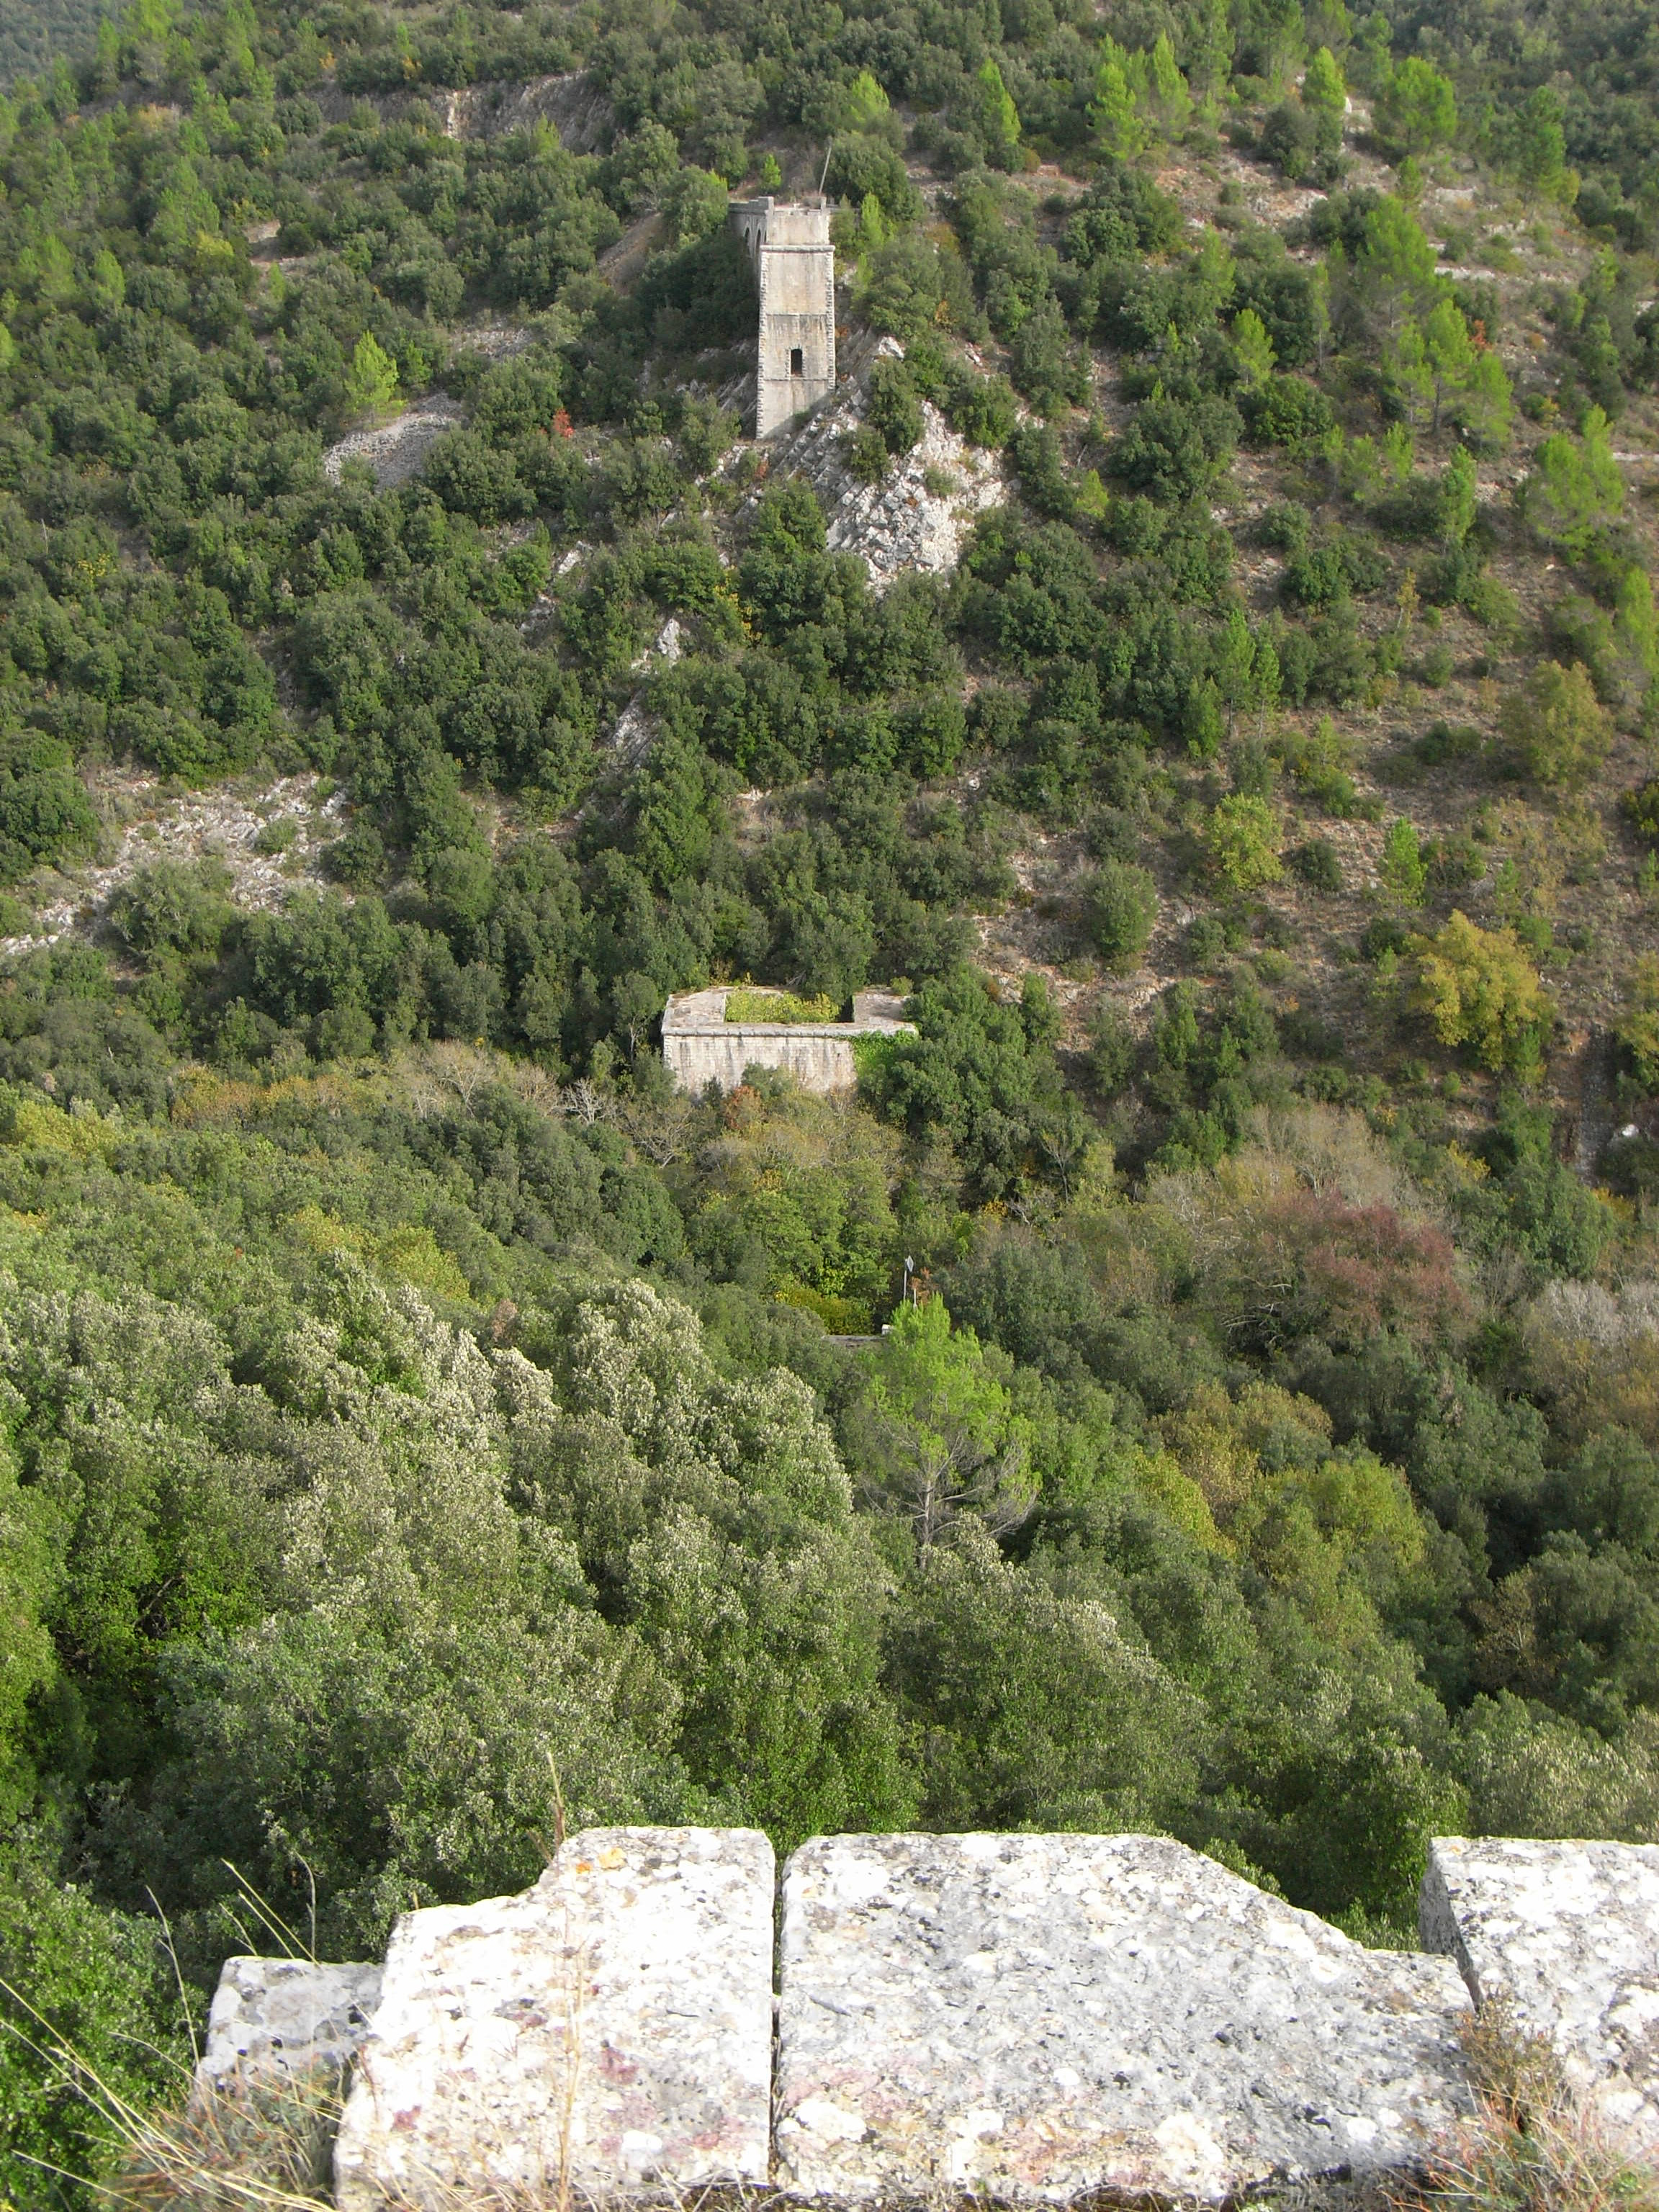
xmin=866 ymin=1300 xmax=1035 ymax=1547
xmin=1254 ymin=0 xmax=1306 ymax=90
xmin=1499 ymin=660 xmax=1609 ymax=789
xmin=1374 ymin=57 xmax=1457 ymax=154
xmin=1232 ymin=306 xmax=1277 ymax=388
xmin=1303 ymin=45 xmax=1346 ymax=117
xmin=1089 ymin=40 xmax=1147 ymax=156
xmin=1617 ymin=567 xmax=1659 ymax=682
xmin=1351 ymin=197 xmax=1440 ymax=341
xmin=1439 ymin=444 xmax=1479 ymax=544
xmin=1455 ymin=349 xmax=1513 ymax=450
xmin=345 ymin=331 xmax=400 ymax=419
xmin=1206 ymin=793 xmax=1284 ymax=888
xmin=1615 ymin=956 xmax=1659 ymax=1093
xmin=867 ymin=357 xmax=924 ymax=454
xmin=89 ymin=246 xmax=125 ymax=316
xmin=1522 ymin=409 xmax=1624 ymax=554
xmin=536 ymin=1280 xmax=915 ymax=1843
xmin=1508 ymin=85 xmax=1572 ymax=202
xmin=1085 ymin=859 xmax=1159 ymax=971
xmin=0 ymin=1445 xmax=58 ymax=1820
xmin=867 ymin=968 xmax=1068 ymax=1200
xmin=845 ymin=69 xmax=891 ymax=130
xmin=1380 ymin=816 xmax=1428 ymax=904
xmin=889 ymin=1520 xmax=1200 ymax=1830
xmin=1184 ymin=0 xmax=1234 ymax=103
xmin=1411 ymin=911 xmax=1552 ymax=1072
xmin=1143 ymin=33 xmax=1192 ymax=134
xmin=976 ymin=58 xmax=1021 ymax=161
xmin=1422 ymin=295 xmax=1474 ymax=432
xmin=663 ymin=166 xmax=729 ymax=245
xmin=1 ymin=1836 xmax=186 ymax=2210
xmin=1215 ymin=604 xmax=1257 ymax=719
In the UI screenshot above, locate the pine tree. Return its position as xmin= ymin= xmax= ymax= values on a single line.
xmin=1089 ymin=40 xmax=1147 ymax=156
xmin=346 ymin=331 xmax=400 ymax=419
xmin=1303 ymin=45 xmax=1346 ymax=117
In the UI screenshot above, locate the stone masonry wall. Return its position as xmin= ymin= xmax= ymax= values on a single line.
xmin=199 ymin=1828 xmax=1659 ymax=2208
xmin=730 ymin=197 xmax=836 ymax=438
xmin=661 ymin=986 xmax=914 ymax=1094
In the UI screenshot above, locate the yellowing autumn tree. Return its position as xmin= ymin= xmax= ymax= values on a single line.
xmin=1410 ymin=912 xmax=1552 ymax=1073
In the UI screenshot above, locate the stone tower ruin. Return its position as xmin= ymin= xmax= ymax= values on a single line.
xmin=729 ymin=197 xmax=836 ymax=438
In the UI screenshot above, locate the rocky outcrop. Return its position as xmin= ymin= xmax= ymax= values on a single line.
xmin=755 ymin=341 xmax=1007 ymax=593
xmin=2 ymin=773 xmax=345 ymax=958
xmin=323 ymin=399 xmax=466 ymax=489
xmin=315 ymin=72 xmax=611 ymax=151
xmin=333 ymin=1827 xmax=774 ymax=2211
xmin=195 ymin=1957 xmax=382 ymax=2102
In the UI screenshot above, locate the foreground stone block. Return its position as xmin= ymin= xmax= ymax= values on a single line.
xmin=194 ymin=1957 xmax=382 ymax=2098
xmin=333 ymin=1827 xmax=773 ymax=2210
xmin=1422 ymin=1835 xmax=1659 ymax=2144
xmin=777 ymin=1832 xmax=1470 ymax=2202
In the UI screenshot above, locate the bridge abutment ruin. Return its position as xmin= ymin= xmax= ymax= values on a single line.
xmin=197 ymin=1827 xmax=1659 ymax=2206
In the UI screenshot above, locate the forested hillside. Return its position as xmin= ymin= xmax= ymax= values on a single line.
xmin=0 ymin=1 xmax=107 ymax=86
xmin=9 ymin=0 xmax=1659 ymax=2195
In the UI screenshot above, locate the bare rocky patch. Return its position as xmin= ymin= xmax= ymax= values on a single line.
xmin=313 ymin=70 xmax=612 ymax=150
xmin=4 ymin=774 xmax=346 ymax=956
xmin=752 ymin=341 xmax=1008 ymax=592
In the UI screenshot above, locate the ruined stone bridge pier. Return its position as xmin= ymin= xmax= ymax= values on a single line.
xmin=203 ymin=1827 xmax=1659 ymax=2207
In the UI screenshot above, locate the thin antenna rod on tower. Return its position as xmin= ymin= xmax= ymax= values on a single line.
xmin=819 ymin=138 xmax=833 ymax=196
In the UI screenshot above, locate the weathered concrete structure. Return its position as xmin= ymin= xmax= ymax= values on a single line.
xmin=661 ymin=986 xmax=913 ymax=1094
xmin=776 ymin=1833 xmax=1469 ymax=2200
xmin=1421 ymin=1836 xmax=1659 ymax=2146
xmin=195 ymin=1956 xmax=382 ymax=2102
xmin=194 ymin=1827 xmax=1659 ymax=2208
xmin=730 ymin=197 xmax=836 ymax=438
xmin=333 ymin=1827 xmax=774 ymax=2211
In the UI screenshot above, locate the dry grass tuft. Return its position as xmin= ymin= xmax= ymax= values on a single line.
xmin=1397 ymin=2003 xmax=1659 ymax=2212
xmin=107 ymin=2072 xmax=343 ymax=2210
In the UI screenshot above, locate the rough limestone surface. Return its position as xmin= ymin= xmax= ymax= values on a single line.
xmin=315 ymin=71 xmax=612 ymax=150
xmin=1421 ymin=1836 xmax=1659 ymax=2144
xmin=333 ymin=1827 xmax=773 ymax=2210
xmin=776 ymin=1832 xmax=1470 ymax=2203
xmin=754 ymin=341 xmax=1006 ymax=592
xmin=194 ymin=1957 xmax=382 ymax=2098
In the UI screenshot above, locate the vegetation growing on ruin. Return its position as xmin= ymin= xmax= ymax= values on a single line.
xmin=724 ymin=987 xmax=841 ymax=1023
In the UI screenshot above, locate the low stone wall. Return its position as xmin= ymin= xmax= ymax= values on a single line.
xmin=661 ymin=987 xmax=914 ymax=1095
xmin=199 ymin=1827 xmax=1659 ymax=2208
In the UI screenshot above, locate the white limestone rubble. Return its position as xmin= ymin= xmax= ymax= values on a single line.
xmin=1421 ymin=1835 xmax=1659 ymax=2145
xmin=333 ymin=1826 xmax=773 ymax=2210
xmin=775 ymin=1831 xmax=1471 ymax=2202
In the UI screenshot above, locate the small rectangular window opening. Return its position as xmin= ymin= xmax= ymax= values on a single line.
xmin=789 ymin=347 xmax=804 ymax=377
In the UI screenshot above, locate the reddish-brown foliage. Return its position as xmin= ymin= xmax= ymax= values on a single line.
xmin=1223 ymin=1191 xmax=1469 ymax=1353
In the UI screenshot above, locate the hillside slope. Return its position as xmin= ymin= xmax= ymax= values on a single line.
xmin=12 ymin=0 xmax=1659 ymax=2200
